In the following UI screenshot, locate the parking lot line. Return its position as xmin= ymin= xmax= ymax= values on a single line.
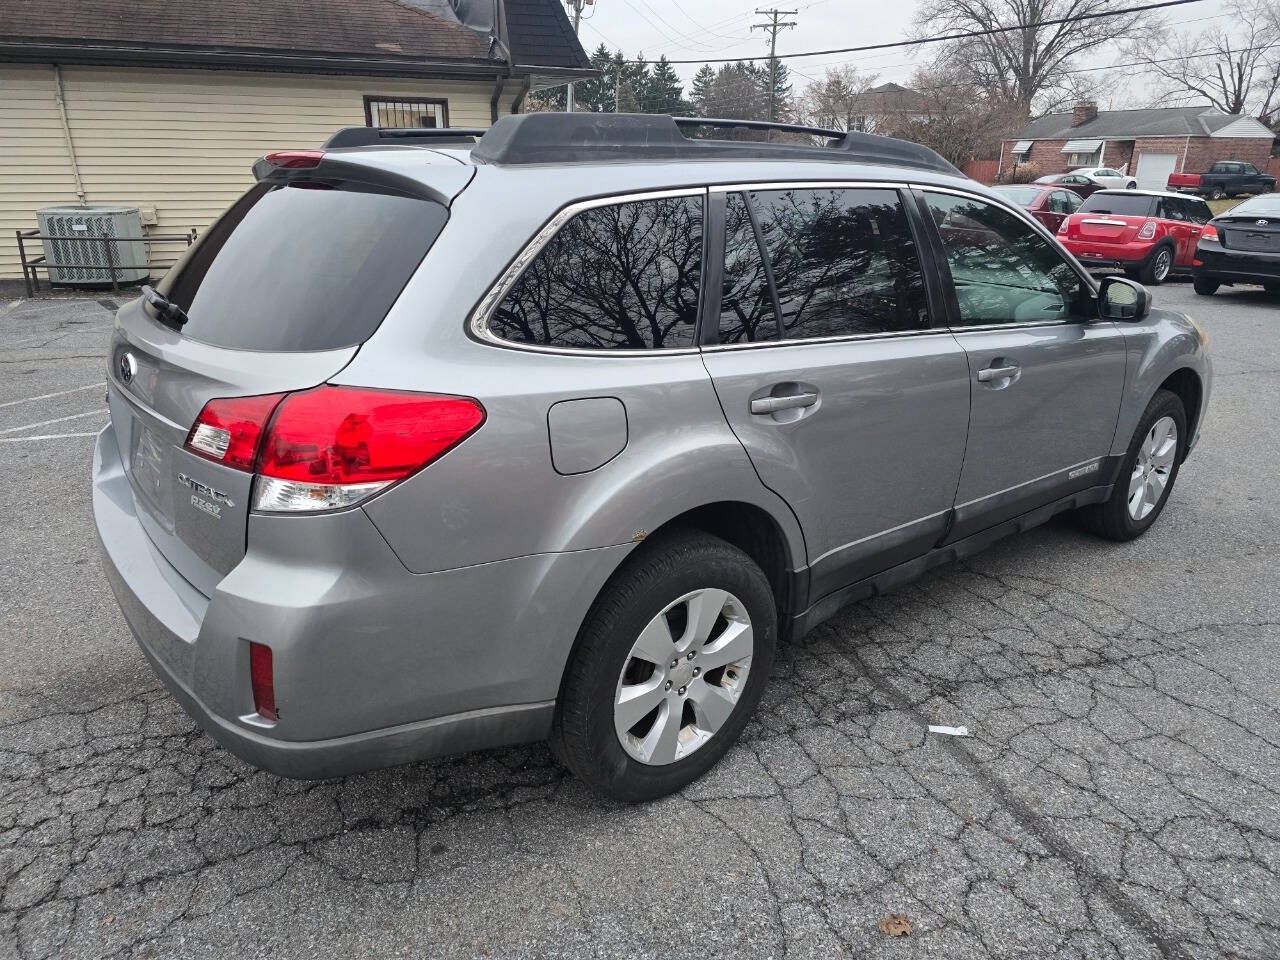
xmin=0 ymin=409 xmax=106 ymax=434
xmin=0 ymin=381 xmax=105 ymax=409
xmin=0 ymin=431 xmax=101 ymax=443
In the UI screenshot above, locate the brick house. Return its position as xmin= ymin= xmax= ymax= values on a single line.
xmin=999 ymin=102 xmax=1276 ymax=189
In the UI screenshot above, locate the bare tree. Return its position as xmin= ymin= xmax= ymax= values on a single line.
xmin=800 ymin=65 xmax=879 ymax=131
xmin=911 ymin=0 xmax=1146 ymax=116
xmin=890 ymin=61 xmax=1025 ymax=166
xmin=1125 ymin=0 xmax=1280 ymax=124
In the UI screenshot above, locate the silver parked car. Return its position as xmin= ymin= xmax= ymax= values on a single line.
xmin=94 ymin=114 xmax=1211 ymax=801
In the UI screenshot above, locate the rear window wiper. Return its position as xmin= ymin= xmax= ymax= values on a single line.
xmin=141 ymin=285 xmax=189 ymax=331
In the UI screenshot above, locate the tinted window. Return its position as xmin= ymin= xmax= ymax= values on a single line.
xmin=1183 ymin=198 xmax=1212 ymax=224
xmin=719 ymin=193 xmax=779 ymax=344
xmin=489 ymin=196 xmax=703 ymax=350
xmin=1158 ymin=198 xmax=1186 ymax=221
xmin=1047 ymin=191 xmax=1077 ymax=214
xmin=158 ymin=181 xmax=446 ymax=351
xmin=993 ymin=186 xmax=1044 ymax=206
xmin=747 ymin=187 xmax=929 ymax=339
xmin=924 ymin=192 xmax=1089 ymax=327
xmin=1242 ymin=163 xmax=1259 ymax=175
xmin=1079 ymin=193 xmax=1156 ymax=216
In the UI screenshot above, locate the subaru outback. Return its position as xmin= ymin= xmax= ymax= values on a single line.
xmin=93 ymin=114 xmax=1211 ymax=801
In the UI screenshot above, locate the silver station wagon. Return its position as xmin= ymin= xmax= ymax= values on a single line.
xmin=94 ymin=114 xmax=1211 ymax=801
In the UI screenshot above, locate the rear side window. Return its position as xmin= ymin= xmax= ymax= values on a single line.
xmin=158 ymin=181 xmax=446 ymax=351
xmin=745 ymin=187 xmax=929 ymax=340
xmin=719 ymin=193 xmax=779 ymax=344
xmin=489 ymin=196 xmax=703 ymax=350
xmin=1078 ymin=193 xmax=1155 ymax=217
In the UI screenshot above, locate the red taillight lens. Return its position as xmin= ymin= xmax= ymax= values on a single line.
xmin=1057 ymin=218 xmax=1069 ymax=234
xmin=254 ymin=386 xmax=485 ymax=511
xmin=1200 ymin=224 xmax=1219 ymax=241
xmin=249 ymin=642 xmax=276 ymax=721
xmin=1137 ymin=220 xmax=1157 ymax=240
xmin=185 ymin=394 xmax=285 ymax=470
xmin=265 ymin=150 xmax=324 ymax=169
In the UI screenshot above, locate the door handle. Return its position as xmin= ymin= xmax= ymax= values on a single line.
xmin=750 ymin=392 xmax=819 ymax=414
xmin=977 ymin=364 xmax=1020 ymax=382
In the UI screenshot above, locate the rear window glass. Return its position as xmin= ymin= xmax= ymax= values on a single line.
xmin=992 ymin=186 xmax=1043 ymax=206
xmin=1078 ymin=193 xmax=1154 ymax=217
xmin=1231 ymin=196 xmax=1280 ymax=217
xmin=156 ymin=181 xmax=446 ymax=351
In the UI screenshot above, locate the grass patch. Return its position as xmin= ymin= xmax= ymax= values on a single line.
xmin=1207 ymin=197 xmax=1244 ymax=216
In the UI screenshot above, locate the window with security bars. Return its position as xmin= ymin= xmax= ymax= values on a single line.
xmin=364 ymin=96 xmax=448 ymax=128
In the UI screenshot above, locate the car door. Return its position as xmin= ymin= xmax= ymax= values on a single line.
xmin=916 ymin=188 xmax=1128 ymax=539
xmin=1156 ymin=197 xmax=1195 ymax=264
xmin=700 ymin=185 xmax=971 ymax=601
xmin=1240 ymin=163 xmax=1265 ymax=193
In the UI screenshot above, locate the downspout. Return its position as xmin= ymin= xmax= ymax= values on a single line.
xmin=51 ymin=65 xmax=86 ymax=204
xmin=489 ymin=74 xmax=506 ymax=123
xmin=511 ymin=75 xmax=531 ymax=114
xmin=1180 ymin=135 xmax=1191 ymax=171
xmin=1098 ymin=140 xmax=1106 ymax=168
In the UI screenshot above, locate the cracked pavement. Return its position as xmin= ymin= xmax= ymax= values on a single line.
xmin=1 ymin=284 xmax=1277 ymax=959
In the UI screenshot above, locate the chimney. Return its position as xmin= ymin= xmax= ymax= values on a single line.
xmin=1071 ymin=101 xmax=1098 ymax=127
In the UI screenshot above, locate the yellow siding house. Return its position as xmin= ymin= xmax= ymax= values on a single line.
xmin=0 ymin=0 xmax=593 ymax=282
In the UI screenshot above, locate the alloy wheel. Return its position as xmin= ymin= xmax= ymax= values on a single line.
xmin=613 ymin=588 xmax=754 ymax=765
xmin=1153 ymin=249 xmax=1172 ymax=281
xmin=1128 ymin=415 xmax=1178 ymax=521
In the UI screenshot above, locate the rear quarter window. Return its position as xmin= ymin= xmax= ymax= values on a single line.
xmin=157 ymin=181 xmax=447 ymax=352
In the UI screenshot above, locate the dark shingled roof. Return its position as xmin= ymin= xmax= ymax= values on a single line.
xmin=504 ymin=0 xmax=592 ymax=70
xmin=0 ymin=0 xmax=591 ymax=71
xmin=1015 ymin=105 xmax=1253 ymax=140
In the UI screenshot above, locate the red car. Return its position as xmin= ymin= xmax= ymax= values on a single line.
xmin=992 ymin=184 xmax=1083 ymax=233
xmin=1057 ymin=190 xmax=1213 ymax=285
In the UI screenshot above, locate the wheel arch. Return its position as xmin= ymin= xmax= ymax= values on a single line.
xmin=1157 ymin=366 xmax=1203 ymax=458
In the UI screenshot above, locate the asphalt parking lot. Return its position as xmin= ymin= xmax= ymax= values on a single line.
xmin=0 ymin=282 xmax=1277 ymax=960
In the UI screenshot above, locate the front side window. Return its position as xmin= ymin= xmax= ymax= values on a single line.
xmin=744 ymin=187 xmax=930 ymax=340
xmin=923 ymin=192 xmax=1089 ymax=327
xmin=489 ymin=196 xmax=703 ymax=350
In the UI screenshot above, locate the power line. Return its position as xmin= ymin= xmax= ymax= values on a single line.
xmin=623 ymin=0 xmax=1208 ymax=64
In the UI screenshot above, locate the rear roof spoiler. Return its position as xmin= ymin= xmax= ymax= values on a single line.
xmin=468 ymin=113 xmax=963 ymax=176
xmin=324 ymin=126 xmax=487 ymax=148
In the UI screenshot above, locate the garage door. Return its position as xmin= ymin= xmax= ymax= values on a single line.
xmin=1136 ymin=153 xmax=1179 ymax=191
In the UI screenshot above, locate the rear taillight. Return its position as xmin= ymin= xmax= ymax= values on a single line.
xmin=186 ymin=394 xmax=285 ymax=470
xmin=249 ymin=642 xmax=276 ymax=721
xmin=265 ymin=150 xmax=324 ymax=169
xmin=185 ymin=385 xmax=485 ymax=512
xmin=1137 ymin=220 xmax=1157 ymax=240
xmin=1200 ymin=224 xmax=1219 ymax=241
xmin=1057 ymin=218 xmax=1069 ymax=234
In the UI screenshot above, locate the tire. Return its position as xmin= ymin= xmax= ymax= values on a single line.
xmin=1076 ymin=389 xmax=1187 ymax=541
xmin=1126 ymin=180 xmax=1137 ymax=190
xmin=1140 ymin=244 xmax=1174 ymax=285
xmin=1210 ymin=185 xmax=1226 ymax=200
xmin=551 ymin=529 xmax=776 ymax=802
xmin=1193 ymin=276 xmax=1220 ymax=296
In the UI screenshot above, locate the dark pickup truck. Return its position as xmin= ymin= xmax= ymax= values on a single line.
xmin=1168 ymin=161 xmax=1276 ymax=199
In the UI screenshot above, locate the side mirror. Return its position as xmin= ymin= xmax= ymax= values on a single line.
xmin=1098 ymin=276 xmax=1151 ymax=321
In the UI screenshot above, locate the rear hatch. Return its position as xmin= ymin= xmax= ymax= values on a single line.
xmin=1216 ymin=214 xmax=1280 ymax=254
xmin=107 ymin=153 xmax=464 ymax=595
xmin=1065 ymin=193 xmax=1156 ymax=244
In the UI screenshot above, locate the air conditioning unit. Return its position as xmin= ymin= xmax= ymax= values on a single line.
xmin=36 ymin=205 xmax=148 ymax=286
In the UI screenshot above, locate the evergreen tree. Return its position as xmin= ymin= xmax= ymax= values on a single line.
xmin=690 ymin=65 xmax=716 ymax=116
xmin=643 ymin=56 xmax=687 ymax=115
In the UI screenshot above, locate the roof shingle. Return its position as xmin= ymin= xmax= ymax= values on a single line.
xmin=1013 ymin=105 xmax=1269 ymax=140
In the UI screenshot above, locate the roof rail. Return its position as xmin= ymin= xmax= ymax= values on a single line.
xmin=323 ymin=126 xmax=487 ymax=149
xmin=469 ymin=113 xmax=962 ymax=176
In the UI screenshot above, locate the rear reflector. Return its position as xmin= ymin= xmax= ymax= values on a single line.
xmin=265 ymin=150 xmax=324 ymax=169
xmin=185 ymin=385 xmax=485 ymax=512
xmin=249 ymin=642 xmax=276 ymax=721
xmin=186 ymin=394 xmax=285 ymax=470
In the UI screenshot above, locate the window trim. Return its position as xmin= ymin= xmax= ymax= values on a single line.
xmin=363 ymin=95 xmax=449 ymax=128
xmin=468 ymin=187 xmax=708 ymax=356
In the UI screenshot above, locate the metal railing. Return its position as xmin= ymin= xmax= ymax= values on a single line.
xmin=15 ymin=227 xmax=197 ymax=297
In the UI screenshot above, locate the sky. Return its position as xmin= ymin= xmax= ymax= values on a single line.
xmin=568 ymin=0 xmax=1234 ymax=107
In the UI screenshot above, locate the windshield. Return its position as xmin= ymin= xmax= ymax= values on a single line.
xmin=1226 ymin=195 xmax=1280 ymax=218
xmin=1078 ymin=193 xmax=1155 ymax=217
xmin=156 ymin=180 xmax=447 ymax=351
xmin=993 ymin=186 xmax=1043 ymax=205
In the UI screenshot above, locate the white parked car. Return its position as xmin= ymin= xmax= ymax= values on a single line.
xmin=1072 ymin=166 xmax=1138 ymax=190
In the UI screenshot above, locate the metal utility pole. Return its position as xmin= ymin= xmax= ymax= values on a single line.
xmin=565 ymin=0 xmax=591 ymax=113
xmin=752 ymin=8 xmax=796 ymax=124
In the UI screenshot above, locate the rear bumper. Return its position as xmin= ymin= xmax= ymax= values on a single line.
xmin=1194 ymin=244 xmax=1280 ymax=283
xmin=1062 ymin=237 xmax=1156 ymax=266
xmin=93 ymin=423 xmax=629 ymax=778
